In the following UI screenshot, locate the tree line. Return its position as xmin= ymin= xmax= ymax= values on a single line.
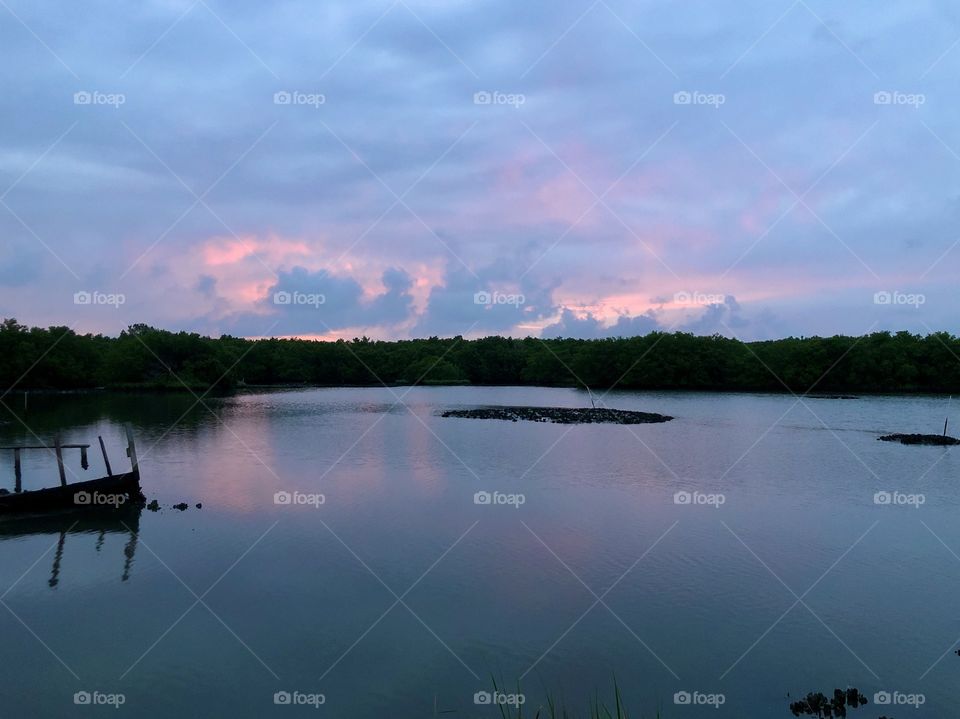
xmin=2 ymin=318 xmax=959 ymax=394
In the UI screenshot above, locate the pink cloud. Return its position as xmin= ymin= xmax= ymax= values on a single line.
xmin=492 ymin=140 xmax=609 ymax=227
xmin=201 ymin=235 xmax=313 ymax=267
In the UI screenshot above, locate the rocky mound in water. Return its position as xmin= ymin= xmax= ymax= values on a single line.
xmin=440 ymin=406 xmax=673 ymax=425
xmin=878 ymin=433 xmax=960 ymax=446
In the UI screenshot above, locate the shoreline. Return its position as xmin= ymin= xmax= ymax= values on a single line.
xmin=7 ymin=384 xmax=960 ymax=398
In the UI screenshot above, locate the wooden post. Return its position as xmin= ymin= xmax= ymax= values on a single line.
xmin=80 ymin=447 xmax=88 ymax=470
xmin=54 ymin=435 xmax=67 ymax=487
xmin=13 ymin=449 xmax=21 ymax=493
xmin=98 ymin=436 xmax=113 ymax=477
xmin=125 ymin=424 xmax=139 ymax=473
xmin=945 ymin=417 xmax=950 ymax=438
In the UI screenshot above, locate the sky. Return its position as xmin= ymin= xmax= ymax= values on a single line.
xmin=0 ymin=0 xmax=958 ymax=341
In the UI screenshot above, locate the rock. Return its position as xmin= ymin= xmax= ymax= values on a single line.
xmin=195 ymin=503 xmax=202 ymax=509
xmin=172 ymin=502 xmax=189 ymax=511
xmin=146 ymin=499 xmax=160 ymax=512
xmin=440 ymin=406 xmax=673 ymax=425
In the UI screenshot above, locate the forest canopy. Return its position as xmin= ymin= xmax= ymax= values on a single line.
xmin=2 ymin=318 xmax=959 ymax=394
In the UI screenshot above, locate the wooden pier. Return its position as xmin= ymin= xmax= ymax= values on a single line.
xmin=0 ymin=425 xmax=142 ymax=514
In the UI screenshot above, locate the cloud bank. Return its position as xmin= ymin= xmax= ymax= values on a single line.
xmin=1 ymin=0 xmax=958 ymax=340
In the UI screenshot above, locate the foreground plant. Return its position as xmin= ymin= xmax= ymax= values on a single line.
xmin=488 ymin=676 xmax=653 ymax=719
xmin=788 ymin=687 xmax=892 ymax=719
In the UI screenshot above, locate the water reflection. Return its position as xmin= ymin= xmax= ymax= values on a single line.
xmin=1 ymin=388 xmax=958 ymax=717
xmin=0 ymin=504 xmax=141 ymax=586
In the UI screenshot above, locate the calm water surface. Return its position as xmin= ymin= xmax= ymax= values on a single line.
xmin=0 ymin=387 xmax=957 ymax=717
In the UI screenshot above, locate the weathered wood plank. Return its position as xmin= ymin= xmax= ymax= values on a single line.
xmin=98 ymin=436 xmax=113 ymax=477
xmin=125 ymin=424 xmax=139 ymax=473
xmin=0 ymin=444 xmax=91 ymax=450
xmin=54 ymin=436 xmax=66 ymax=487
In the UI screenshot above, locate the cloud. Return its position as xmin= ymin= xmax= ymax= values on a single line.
xmin=1 ymin=0 xmax=959 ymax=339
xmin=680 ymin=296 xmax=748 ymax=335
xmin=195 ymin=274 xmax=217 ymax=298
xmin=213 ymin=265 xmax=415 ymax=336
xmin=542 ymin=308 xmax=661 ymax=339
xmin=541 ymin=296 xmax=772 ymax=339
xmin=413 ymin=258 xmax=560 ymax=336
xmin=0 ymin=239 xmax=43 ymax=287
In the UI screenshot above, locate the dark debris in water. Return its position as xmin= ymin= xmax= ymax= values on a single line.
xmin=146 ymin=499 xmax=202 ymax=512
xmin=878 ymin=433 xmax=960 ymax=446
xmin=440 ymin=406 xmax=673 ymax=425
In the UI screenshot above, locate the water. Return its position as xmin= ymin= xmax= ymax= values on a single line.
xmin=0 ymin=387 xmax=957 ymax=717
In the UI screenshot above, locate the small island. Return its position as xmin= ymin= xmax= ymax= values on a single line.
xmin=878 ymin=433 xmax=960 ymax=446
xmin=440 ymin=406 xmax=673 ymax=425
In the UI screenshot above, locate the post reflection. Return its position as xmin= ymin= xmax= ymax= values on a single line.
xmin=0 ymin=504 xmax=142 ymax=587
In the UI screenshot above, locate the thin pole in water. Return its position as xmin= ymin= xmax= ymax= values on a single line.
xmin=946 ymin=396 xmax=953 ymax=438
xmin=54 ymin=435 xmax=67 ymax=487
xmin=98 ymin=436 xmax=113 ymax=477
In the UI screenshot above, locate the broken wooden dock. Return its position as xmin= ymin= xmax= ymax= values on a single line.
xmin=0 ymin=424 xmax=143 ymax=515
